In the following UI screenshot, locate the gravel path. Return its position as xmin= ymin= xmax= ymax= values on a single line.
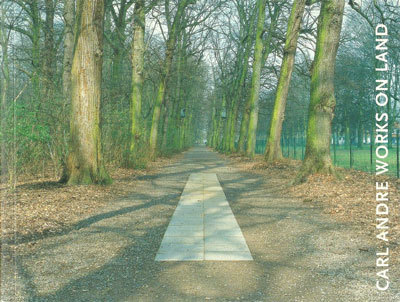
xmin=4 ymin=147 xmax=399 ymax=301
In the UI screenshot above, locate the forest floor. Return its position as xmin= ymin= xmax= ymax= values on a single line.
xmin=0 ymin=156 xmax=180 ymax=244
xmin=224 ymin=153 xmax=400 ymax=267
xmin=1 ymin=146 xmax=399 ymax=301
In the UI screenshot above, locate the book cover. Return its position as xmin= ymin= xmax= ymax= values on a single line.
xmin=0 ymin=0 xmax=399 ymax=301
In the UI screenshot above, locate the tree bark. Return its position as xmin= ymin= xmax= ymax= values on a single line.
xmin=62 ymin=0 xmax=75 ymax=102
xmin=245 ymin=0 xmax=267 ymax=158
xmin=66 ymin=0 xmax=111 ymax=185
xmin=59 ymin=0 xmax=75 ymax=182
xmin=265 ymin=0 xmax=306 ymax=162
xmin=129 ymin=0 xmax=145 ymax=164
xmin=297 ymin=0 xmax=345 ymax=182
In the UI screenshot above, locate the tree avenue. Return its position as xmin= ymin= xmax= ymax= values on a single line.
xmin=1 ymin=0 xmax=398 ymax=185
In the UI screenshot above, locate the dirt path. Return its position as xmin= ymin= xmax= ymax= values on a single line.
xmin=3 ymin=147 xmax=399 ymax=301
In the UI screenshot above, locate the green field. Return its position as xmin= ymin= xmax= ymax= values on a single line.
xmin=255 ymin=142 xmax=399 ymax=177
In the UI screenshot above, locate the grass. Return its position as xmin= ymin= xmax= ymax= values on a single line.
xmin=255 ymin=142 xmax=400 ymax=178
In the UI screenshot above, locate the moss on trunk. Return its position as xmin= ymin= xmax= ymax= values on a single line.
xmin=265 ymin=0 xmax=306 ymax=163
xmin=245 ymin=0 xmax=266 ymax=158
xmin=129 ymin=0 xmax=145 ymax=166
xmin=297 ymin=0 xmax=345 ymax=183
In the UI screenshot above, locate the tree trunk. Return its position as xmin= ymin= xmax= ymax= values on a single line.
xmin=228 ymin=106 xmax=237 ymax=152
xmin=43 ymin=0 xmax=56 ymax=101
xmin=265 ymin=0 xmax=306 ymax=162
xmin=237 ymin=100 xmax=250 ymax=153
xmin=222 ymin=102 xmax=232 ymax=153
xmin=66 ymin=0 xmax=111 ymax=185
xmin=31 ymin=0 xmax=41 ymax=105
xmin=216 ymin=96 xmax=226 ymax=150
xmin=229 ymin=27 xmax=254 ymax=153
xmin=245 ymin=0 xmax=266 ymax=158
xmin=173 ymin=33 xmax=188 ymax=152
xmin=129 ymin=0 xmax=145 ymax=164
xmin=149 ymin=81 xmax=165 ymax=158
xmin=218 ymin=95 xmax=227 ymax=151
xmin=171 ymin=50 xmax=183 ymax=152
xmin=184 ymin=113 xmax=193 ymax=147
xmin=297 ymin=0 xmax=345 ymax=182
xmin=149 ymin=0 xmax=190 ymax=159
xmin=111 ymin=48 xmax=123 ymax=89
xmin=161 ymin=94 xmax=171 ymax=151
xmin=209 ymin=101 xmax=218 ymax=147
xmin=210 ymin=97 xmax=222 ymax=149
xmin=357 ymin=122 xmax=363 ymax=149
xmin=0 ymin=7 xmax=10 ymax=178
xmin=62 ymin=0 xmax=75 ymax=102
xmin=344 ymin=120 xmax=350 ymax=147
xmin=59 ymin=0 xmax=75 ymax=182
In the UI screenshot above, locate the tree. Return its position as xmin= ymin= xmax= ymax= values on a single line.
xmin=129 ymin=0 xmax=145 ymax=165
xmin=166 ymin=27 xmax=186 ymax=152
xmin=106 ymin=0 xmax=135 ymax=92
xmin=237 ymin=0 xmax=282 ymax=155
xmin=222 ymin=0 xmax=256 ymax=154
xmin=0 ymin=3 xmax=10 ymax=179
xmin=244 ymin=0 xmax=267 ymax=158
xmin=148 ymin=0 xmax=193 ymax=160
xmin=43 ymin=0 xmax=56 ymax=102
xmin=297 ymin=0 xmax=345 ymax=182
xmin=264 ymin=0 xmax=306 ymax=162
xmin=62 ymin=0 xmax=75 ymax=105
xmin=59 ymin=0 xmax=75 ymax=181
xmin=65 ymin=0 xmax=111 ymax=185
